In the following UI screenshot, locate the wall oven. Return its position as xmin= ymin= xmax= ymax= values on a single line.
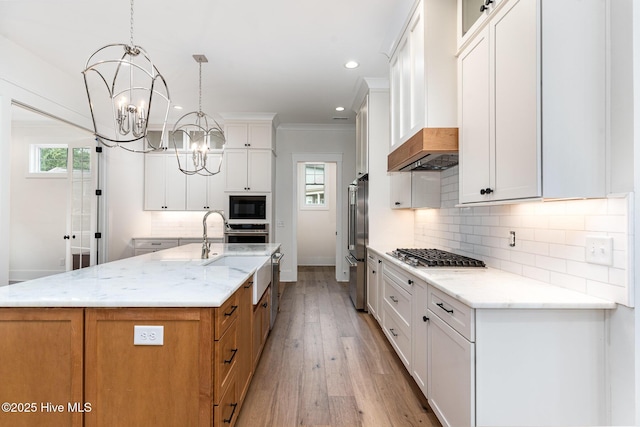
xmin=228 ymin=195 xmax=267 ymax=221
xmin=224 ymin=224 xmax=269 ymax=244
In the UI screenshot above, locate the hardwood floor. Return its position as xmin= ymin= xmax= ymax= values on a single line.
xmin=236 ymin=266 xmax=441 ymax=427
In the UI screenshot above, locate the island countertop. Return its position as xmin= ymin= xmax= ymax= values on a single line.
xmin=0 ymin=243 xmax=281 ymax=308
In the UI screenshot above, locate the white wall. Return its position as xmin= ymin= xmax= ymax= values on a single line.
xmin=0 ymin=34 xmax=93 ymax=285
xmin=365 ymin=88 xmax=414 ymax=251
xmin=10 ymin=120 xmax=69 ymax=280
xmin=297 ymin=162 xmax=337 ymax=265
xmin=275 ymin=124 xmax=355 ymax=282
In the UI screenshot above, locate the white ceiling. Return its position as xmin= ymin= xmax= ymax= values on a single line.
xmin=0 ymin=0 xmax=414 ymax=126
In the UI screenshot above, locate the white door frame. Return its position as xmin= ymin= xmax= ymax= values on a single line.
xmin=291 ymin=153 xmax=344 ymax=282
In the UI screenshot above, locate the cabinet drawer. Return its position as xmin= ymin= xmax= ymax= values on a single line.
xmin=383 ymin=262 xmax=416 ymax=294
xmin=215 ymin=291 xmax=239 ymax=340
xmin=133 ymin=239 xmax=179 ymax=250
xmin=428 ymin=286 xmax=475 ymax=341
xmin=214 ymin=320 xmax=238 ymax=404
xmin=383 ymin=275 xmax=412 ymax=326
xmin=214 ymin=373 xmax=239 ymax=426
xmin=382 ymin=303 xmax=411 ymax=369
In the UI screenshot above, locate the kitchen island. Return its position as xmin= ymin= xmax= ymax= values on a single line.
xmin=0 ymin=243 xmax=280 ymax=427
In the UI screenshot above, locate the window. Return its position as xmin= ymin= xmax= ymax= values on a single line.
xmin=29 ymin=144 xmax=68 ymax=175
xmin=304 ymin=163 xmax=326 ymax=206
xmin=29 ymin=144 xmax=91 ymax=176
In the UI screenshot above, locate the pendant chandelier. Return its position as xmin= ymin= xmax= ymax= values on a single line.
xmin=171 ymin=54 xmax=226 ymax=176
xmin=82 ymin=0 xmax=170 ymax=152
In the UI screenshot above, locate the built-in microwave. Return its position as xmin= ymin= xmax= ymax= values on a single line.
xmin=228 ymin=195 xmax=267 ymax=220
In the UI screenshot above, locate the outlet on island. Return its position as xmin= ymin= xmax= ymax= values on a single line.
xmin=134 ymin=325 xmax=164 ymax=346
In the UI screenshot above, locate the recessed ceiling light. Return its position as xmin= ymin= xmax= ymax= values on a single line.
xmin=173 ymin=105 xmax=183 ymax=110
xmin=344 ymin=61 xmax=359 ymax=69
xmin=336 ymin=107 xmax=345 ymax=112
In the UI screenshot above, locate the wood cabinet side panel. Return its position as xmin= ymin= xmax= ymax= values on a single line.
xmin=0 ymin=308 xmax=84 ymax=427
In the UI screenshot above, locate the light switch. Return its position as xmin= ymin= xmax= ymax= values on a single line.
xmin=134 ymin=325 xmax=164 ymax=345
xmin=585 ymin=236 xmax=613 ymax=266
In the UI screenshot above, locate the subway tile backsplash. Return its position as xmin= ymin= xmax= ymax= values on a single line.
xmin=414 ymin=166 xmax=632 ymax=306
xmin=149 ymin=211 xmax=225 ymax=238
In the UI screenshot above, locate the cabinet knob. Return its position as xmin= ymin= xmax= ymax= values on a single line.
xmin=394 ymin=202 xmax=401 ymax=206
xmin=480 ymin=188 xmax=494 ymax=195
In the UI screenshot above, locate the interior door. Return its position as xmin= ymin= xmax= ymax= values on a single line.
xmin=66 ymin=143 xmax=97 ymax=271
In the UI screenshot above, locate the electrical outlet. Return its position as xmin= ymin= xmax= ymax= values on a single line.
xmin=134 ymin=325 xmax=164 ymax=346
xmin=585 ymin=236 xmax=613 ymax=266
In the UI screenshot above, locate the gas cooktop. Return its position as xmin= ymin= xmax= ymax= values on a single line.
xmin=388 ymin=248 xmax=486 ymax=268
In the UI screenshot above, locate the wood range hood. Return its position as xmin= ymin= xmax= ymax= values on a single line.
xmin=387 ymin=128 xmax=459 ymax=172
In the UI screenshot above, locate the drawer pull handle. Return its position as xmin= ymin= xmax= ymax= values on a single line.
xmin=223 ymin=402 xmax=238 ymax=424
xmin=389 ymin=328 xmax=398 ymax=337
xmin=262 ymin=302 xmax=268 ymax=308
xmin=224 ymin=348 xmax=238 ymax=364
xmin=437 ymin=302 xmax=454 ymax=314
xmin=224 ymin=305 xmax=238 ymax=317
xmin=151 ymin=242 xmax=161 ymax=245
xmin=390 ymin=296 xmax=398 ymax=303
xmin=408 ymin=279 xmax=413 ymax=285
xmin=422 ymin=316 xmax=429 ymax=323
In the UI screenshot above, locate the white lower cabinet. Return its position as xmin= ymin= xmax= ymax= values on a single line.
xmin=375 ymin=255 xmax=606 ymax=427
xmin=381 ymin=263 xmax=416 ymax=370
xmin=366 ymin=252 xmax=381 ymax=322
xmin=427 ymin=309 xmax=475 ymax=427
xmin=411 ymin=280 xmax=428 ymax=398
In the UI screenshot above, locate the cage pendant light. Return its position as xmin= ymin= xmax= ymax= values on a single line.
xmin=82 ymin=0 xmax=170 ymax=152
xmin=171 ymin=55 xmax=226 ymax=176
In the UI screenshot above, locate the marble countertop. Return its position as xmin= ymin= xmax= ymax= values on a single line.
xmin=368 ymin=247 xmax=616 ymax=309
xmin=0 ymin=243 xmax=280 ymax=308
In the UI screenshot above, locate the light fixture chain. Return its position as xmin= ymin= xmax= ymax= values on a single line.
xmin=130 ymin=0 xmax=135 ymax=47
xmin=198 ymin=61 xmax=203 ymax=113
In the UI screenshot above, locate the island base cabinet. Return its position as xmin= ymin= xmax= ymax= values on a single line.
xmin=237 ymin=281 xmax=254 ymax=403
xmin=84 ymin=308 xmax=213 ymax=427
xmin=252 ymin=286 xmax=271 ymax=369
xmin=0 ymin=308 xmax=84 ymax=427
xmin=474 ymin=309 xmax=606 ymax=427
xmin=215 ymin=376 xmax=239 ymax=427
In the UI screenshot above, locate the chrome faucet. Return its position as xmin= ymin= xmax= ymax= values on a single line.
xmin=202 ymin=210 xmax=230 ymax=259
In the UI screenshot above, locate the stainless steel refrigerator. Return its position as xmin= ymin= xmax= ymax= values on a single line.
xmin=347 ymin=175 xmax=368 ymax=310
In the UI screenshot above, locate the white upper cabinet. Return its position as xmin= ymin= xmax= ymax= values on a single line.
xmin=389 ymin=0 xmax=457 ymax=151
xmin=390 ymin=171 xmax=441 ymax=209
xmin=223 ymin=119 xmax=274 ymax=193
xmin=457 ymin=0 xmax=503 ymax=49
xmin=458 ymin=0 xmax=606 ymax=204
xmin=224 ymin=122 xmax=273 ymax=150
xmin=224 ymin=149 xmax=272 ymax=192
xmin=185 ymin=154 xmax=226 ymax=210
xmin=355 ymin=94 xmax=369 ymax=178
xmin=144 ymin=154 xmax=186 ymax=211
